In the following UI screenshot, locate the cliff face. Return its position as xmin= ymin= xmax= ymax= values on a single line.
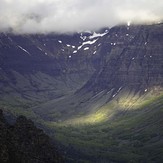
xmin=0 ymin=110 xmax=63 ymax=163
xmin=0 ymin=23 xmax=163 ymax=163
xmin=23 ymin=24 xmax=163 ymax=121
xmin=1 ymin=24 xmax=162 ymax=108
xmin=83 ymin=24 xmax=163 ymax=93
xmin=0 ymin=32 xmax=100 ymax=105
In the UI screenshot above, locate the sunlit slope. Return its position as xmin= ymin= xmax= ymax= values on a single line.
xmin=31 ymin=23 xmax=163 ymax=123
xmin=0 ymin=24 xmax=163 ymax=162
xmin=2 ymin=87 xmax=163 ymax=162
xmin=43 ymin=89 xmax=163 ymax=162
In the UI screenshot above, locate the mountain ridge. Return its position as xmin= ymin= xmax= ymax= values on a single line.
xmin=0 ymin=23 xmax=163 ymax=162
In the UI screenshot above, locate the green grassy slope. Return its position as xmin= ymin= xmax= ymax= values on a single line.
xmin=0 ymin=69 xmax=91 ymax=118
xmin=1 ymin=88 xmax=163 ymax=162
xmin=42 ymin=90 xmax=163 ymax=162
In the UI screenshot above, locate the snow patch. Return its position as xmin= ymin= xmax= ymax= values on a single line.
xmin=92 ymin=91 xmax=104 ymax=100
xmin=80 ymin=35 xmax=87 ymax=41
xmin=73 ymin=50 xmax=77 ymax=53
xmin=112 ymin=87 xmax=122 ymax=98
xmin=37 ymin=47 xmax=43 ymax=51
xmin=112 ymin=94 xmax=117 ymax=98
xmin=127 ymin=21 xmax=131 ymax=26
xmin=93 ymin=51 xmax=97 ymax=54
xmin=84 ymin=47 xmax=89 ymax=50
xmin=84 ymin=39 xmax=98 ymax=45
xmin=89 ymin=32 xmax=108 ymax=39
xmin=107 ymin=88 xmax=114 ymax=94
xmin=117 ymin=87 xmax=122 ymax=92
xmin=18 ymin=46 xmax=30 ymax=55
xmin=78 ymin=39 xmax=98 ymax=50
xmin=58 ymin=40 xmax=62 ymax=43
xmin=107 ymin=90 xmax=111 ymax=94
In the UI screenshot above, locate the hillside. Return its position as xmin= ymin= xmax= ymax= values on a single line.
xmin=0 ymin=23 xmax=163 ymax=162
xmin=0 ymin=109 xmax=63 ymax=163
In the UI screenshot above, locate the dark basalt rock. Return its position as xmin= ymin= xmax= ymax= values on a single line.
xmin=0 ymin=110 xmax=63 ymax=163
xmin=83 ymin=24 xmax=163 ymax=93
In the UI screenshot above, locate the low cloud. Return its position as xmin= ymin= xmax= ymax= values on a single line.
xmin=0 ymin=0 xmax=163 ymax=34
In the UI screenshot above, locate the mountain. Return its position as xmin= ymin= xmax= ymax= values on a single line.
xmin=0 ymin=23 xmax=163 ymax=162
xmin=0 ymin=30 xmax=111 ymax=111
xmin=0 ymin=109 xmax=63 ymax=163
xmin=31 ymin=23 xmax=163 ymax=121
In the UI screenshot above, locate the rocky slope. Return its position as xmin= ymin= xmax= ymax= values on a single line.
xmin=0 ymin=109 xmax=63 ymax=163
xmin=31 ymin=23 xmax=163 ymax=121
xmin=0 ymin=23 xmax=163 ymax=162
xmin=0 ymin=31 xmax=107 ymax=107
xmin=85 ymin=24 xmax=163 ymax=92
xmin=2 ymin=23 xmax=162 ymax=110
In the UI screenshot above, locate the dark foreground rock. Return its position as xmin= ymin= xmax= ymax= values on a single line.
xmin=0 ymin=109 xmax=63 ymax=163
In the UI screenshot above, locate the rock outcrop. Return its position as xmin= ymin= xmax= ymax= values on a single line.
xmin=0 ymin=109 xmax=63 ymax=163
xmin=83 ymin=24 xmax=163 ymax=93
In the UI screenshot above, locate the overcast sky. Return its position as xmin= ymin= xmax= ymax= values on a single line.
xmin=0 ymin=0 xmax=163 ymax=34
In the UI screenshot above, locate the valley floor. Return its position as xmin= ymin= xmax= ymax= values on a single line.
xmin=2 ymin=89 xmax=163 ymax=162
xmin=45 ymin=91 xmax=163 ymax=163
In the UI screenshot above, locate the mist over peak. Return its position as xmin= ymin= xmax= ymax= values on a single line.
xmin=0 ymin=0 xmax=163 ymax=34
